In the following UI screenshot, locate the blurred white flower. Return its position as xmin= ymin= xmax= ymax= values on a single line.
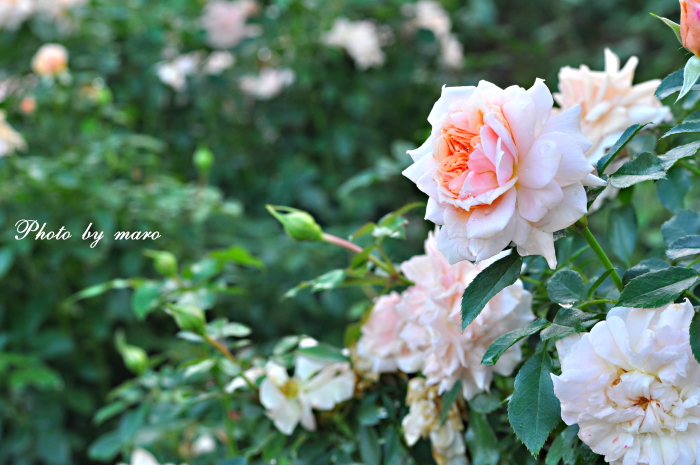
xmin=156 ymin=52 xmax=202 ymax=92
xmin=239 ymin=67 xmax=294 ymax=100
xmin=191 ymin=434 xmax=216 ymax=456
xmin=259 ymin=338 xmax=355 ymax=435
xmin=203 ymin=51 xmax=235 ymax=75
xmin=554 ymin=48 xmax=670 ymax=165
xmin=404 ymin=1 xmax=463 ymax=69
xmin=356 ymin=232 xmax=534 ymax=400
xmin=201 ymin=0 xmax=259 ymax=49
xmin=322 ymin=18 xmax=387 ymax=70
xmin=0 ymin=111 xmax=27 ymax=156
xmin=225 ymin=365 xmax=265 ymax=392
xmin=402 ymin=378 xmax=467 ymax=465
xmin=552 ymin=300 xmax=700 ymax=465
xmin=31 ymin=43 xmax=69 ymax=77
xmin=0 ymin=0 xmax=35 ymax=30
xmin=117 ymin=448 xmax=186 ymax=465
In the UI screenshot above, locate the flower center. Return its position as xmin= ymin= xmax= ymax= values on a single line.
xmin=435 ymin=122 xmax=479 ymax=196
xmin=279 ymin=379 xmax=299 ymax=399
xmin=636 ymin=397 xmax=650 ymax=410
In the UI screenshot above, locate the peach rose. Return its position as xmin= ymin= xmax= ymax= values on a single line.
xmin=404 ymin=80 xmax=604 ymax=269
xmin=31 ymin=44 xmax=69 ymax=77
xmin=681 ymin=0 xmax=700 ymax=56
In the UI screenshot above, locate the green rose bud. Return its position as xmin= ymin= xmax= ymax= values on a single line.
xmin=166 ymin=304 xmax=207 ymax=336
xmin=115 ymin=331 xmax=149 ymax=375
xmin=266 ymin=205 xmax=323 ymax=242
xmin=143 ymin=250 xmax=178 ymax=278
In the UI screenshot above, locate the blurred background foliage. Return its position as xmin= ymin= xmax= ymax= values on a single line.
xmin=0 ymin=0 xmax=691 ymax=463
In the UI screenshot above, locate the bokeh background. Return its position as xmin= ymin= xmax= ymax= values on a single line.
xmin=0 ymin=0 xmax=687 ymax=463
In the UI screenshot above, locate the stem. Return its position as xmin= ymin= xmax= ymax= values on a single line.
xmin=520 ymin=275 xmax=542 ymax=287
xmin=205 ymin=334 xmax=257 ymax=391
xmin=687 ymin=256 xmax=700 ymax=268
xmin=576 ymin=219 xmax=623 ymax=292
xmin=321 ymin=233 xmax=363 ymax=253
xmin=679 ymin=160 xmax=700 ymax=177
xmin=577 ymin=299 xmax=615 ymax=309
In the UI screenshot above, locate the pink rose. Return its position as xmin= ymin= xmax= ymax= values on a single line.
xmin=403 ymin=80 xmax=605 ymax=269
xmin=31 ymin=44 xmax=68 ymax=77
xmin=681 ymin=0 xmax=700 ymax=56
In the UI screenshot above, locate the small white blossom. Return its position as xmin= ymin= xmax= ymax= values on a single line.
xmin=322 ymin=18 xmax=387 ymax=70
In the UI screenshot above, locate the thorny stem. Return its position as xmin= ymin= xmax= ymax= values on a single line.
xmin=575 ymin=217 xmax=623 ymax=292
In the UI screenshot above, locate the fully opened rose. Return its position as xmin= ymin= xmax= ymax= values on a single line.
xmin=552 ymin=301 xmax=700 ymax=465
xmin=403 ymin=80 xmax=605 ymax=269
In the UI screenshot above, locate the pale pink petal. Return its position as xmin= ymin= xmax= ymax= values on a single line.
xmin=517 ymin=138 xmax=562 ymax=189
xmin=466 ymin=188 xmax=516 ymax=239
xmin=516 ymin=181 xmax=564 ymax=223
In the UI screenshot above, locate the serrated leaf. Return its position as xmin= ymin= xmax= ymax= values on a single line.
xmin=462 ymin=252 xmax=523 ymax=330
xmin=656 ymin=69 xmax=700 ymax=100
xmin=482 ymin=318 xmax=550 ymax=366
xmin=508 ymin=349 xmax=561 ymax=457
xmin=662 ymin=210 xmax=700 ymax=246
xmin=662 ymin=121 xmax=700 ymax=138
xmin=608 ymin=205 xmax=637 ymax=264
xmin=597 ymin=124 xmax=649 ymax=175
xmin=690 ymin=311 xmax=700 ymax=364
xmin=609 ymin=153 xmax=666 ymax=188
xmin=439 ymin=381 xmax=462 ymax=425
xmin=651 ymin=14 xmax=683 ymax=44
xmin=658 ymin=141 xmax=700 ymax=170
xmin=546 ymin=270 xmax=584 ymax=305
xmin=667 ymin=235 xmax=700 ymax=260
xmin=618 ymin=267 xmax=699 ymax=308
xmin=678 ymin=56 xmax=700 ymax=102
xmin=540 ymin=308 xmax=592 ymax=341
xmin=466 ymin=409 xmax=500 ymax=465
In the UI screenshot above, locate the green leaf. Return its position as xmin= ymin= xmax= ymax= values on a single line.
xmin=678 ymin=56 xmax=700 ymax=102
xmin=546 ymin=270 xmax=584 ymax=305
xmin=468 ymin=392 xmax=502 ymax=414
xmin=482 ymin=318 xmax=550 ymax=366
xmin=618 ymin=267 xmax=699 ymax=308
xmin=656 ymin=69 xmax=700 ymax=99
xmin=357 ymin=394 xmax=388 ymax=426
xmin=94 ymin=401 xmax=129 ymax=425
xmin=0 ymin=247 xmax=14 ymax=278
xmin=690 ymin=311 xmax=700 ymax=364
xmin=609 ymin=152 xmax=666 ymax=188
xmin=350 ymin=222 xmax=377 ymax=240
xmin=651 ymin=14 xmax=683 ymax=44
xmin=667 ymin=235 xmax=700 ymax=260
xmin=540 ymin=308 xmax=592 ymax=341
xmin=623 ymin=259 xmax=671 ymax=285
xmin=295 ymin=343 xmax=349 ymax=363
xmin=165 ymin=304 xmax=207 ymax=336
xmin=87 ymin=431 xmax=122 ymax=461
xmin=508 ymin=349 xmax=561 ymax=457
xmin=439 ymin=381 xmax=462 ymax=425
xmin=283 ymin=269 xmax=347 ymax=298
xmin=210 ymin=246 xmax=264 ymax=269
xmin=131 ymin=282 xmax=161 ymax=319
xmin=546 ymin=425 xmax=579 ymax=465
xmin=607 ymin=205 xmax=638 ymax=264
xmin=662 ymin=210 xmax=700 ymax=246
xmin=657 ymin=167 xmax=692 ymax=213
xmin=358 ymin=425 xmax=380 ymax=465
xmin=461 ymin=252 xmax=523 ymax=330
xmin=662 ymin=121 xmax=700 ymax=138
xmin=372 ymin=202 xmax=424 ymax=239
xmin=586 ymin=184 xmax=607 ymax=209
xmin=597 ymin=124 xmax=649 ymax=174
xmin=658 ymin=141 xmax=700 ymax=170
xmin=350 ymin=245 xmax=376 ymax=269
xmin=465 ymin=410 xmax=500 ymax=465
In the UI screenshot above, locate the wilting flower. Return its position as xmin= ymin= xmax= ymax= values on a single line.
xmin=552 ymin=300 xmax=700 ymax=465
xmin=404 ymin=0 xmax=463 ymax=69
xmin=156 ymin=52 xmax=202 ymax=92
xmin=31 ymin=43 xmax=69 ymax=77
xmin=201 ymin=0 xmax=259 ymax=49
xmin=259 ymin=338 xmax=355 ymax=435
xmin=0 ymin=111 xmax=27 ymax=156
xmin=322 ymin=18 xmax=387 ymax=70
xmin=404 ymin=79 xmax=604 ymax=269
xmin=402 ymin=378 xmax=467 ymax=465
xmin=356 ymin=232 xmax=534 ymax=399
xmin=117 ymin=448 xmax=186 ymax=465
xmin=681 ymin=0 xmax=700 ymax=56
xmin=555 ymin=49 xmax=670 ymax=165
xmin=239 ymin=67 xmax=294 ymax=100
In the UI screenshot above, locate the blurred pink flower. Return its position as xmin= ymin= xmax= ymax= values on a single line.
xmin=0 ymin=0 xmax=34 ymax=30
xmin=201 ymin=0 xmax=259 ymax=49
xmin=553 ymin=300 xmax=700 ymax=465
xmin=31 ymin=43 xmax=69 ymax=77
xmin=681 ymin=0 xmax=700 ymax=56
xmin=322 ymin=18 xmax=387 ymax=70
xmin=404 ymin=80 xmax=604 ymax=269
xmin=0 ymin=111 xmax=26 ymax=156
xmin=239 ymin=67 xmax=294 ymax=100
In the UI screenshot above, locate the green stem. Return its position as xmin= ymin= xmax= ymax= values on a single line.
xmin=520 ymin=275 xmax=542 ymax=287
xmin=679 ymin=160 xmax=700 ymax=177
xmin=687 ymin=256 xmax=700 ymax=268
xmin=577 ymin=299 xmax=615 ymax=309
xmin=576 ymin=220 xmax=623 ymax=292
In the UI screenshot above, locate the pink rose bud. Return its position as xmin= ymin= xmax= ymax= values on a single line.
xmin=681 ymin=0 xmax=700 ymax=55
xmin=31 ymin=44 xmax=69 ymax=77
